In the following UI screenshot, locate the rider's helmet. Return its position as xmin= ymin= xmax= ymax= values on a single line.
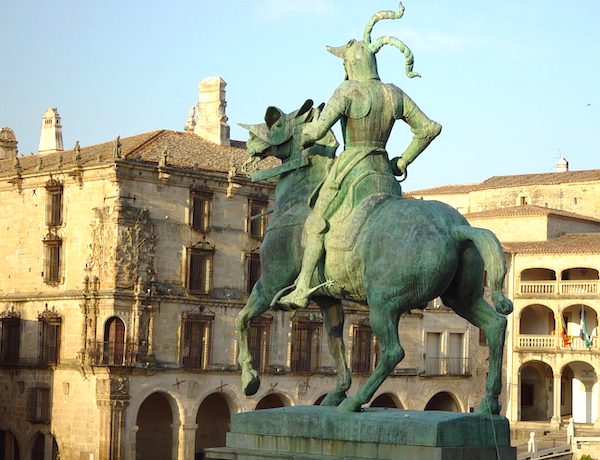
xmin=327 ymin=2 xmax=421 ymax=82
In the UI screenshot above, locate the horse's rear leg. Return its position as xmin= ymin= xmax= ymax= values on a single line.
xmin=236 ymin=281 xmax=272 ymax=396
xmin=318 ymin=299 xmax=351 ymax=406
xmin=444 ymin=294 xmax=507 ymax=415
xmin=338 ymin=305 xmax=404 ymax=412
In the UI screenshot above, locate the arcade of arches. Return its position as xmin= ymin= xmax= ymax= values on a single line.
xmin=130 ymin=389 xmax=463 ymax=459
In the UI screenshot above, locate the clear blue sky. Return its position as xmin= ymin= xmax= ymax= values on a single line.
xmin=1 ymin=1 xmax=598 ymax=191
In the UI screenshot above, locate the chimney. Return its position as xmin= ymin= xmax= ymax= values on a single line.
xmin=0 ymin=127 xmax=18 ymax=160
xmin=556 ymin=155 xmax=569 ymax=173
xmin=194 ymin=76 xmax=230 ymax=146
xmin=38 ymin=107 xmax=64 ymax=154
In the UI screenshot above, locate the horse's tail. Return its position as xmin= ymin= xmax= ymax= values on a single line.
xmin=451 ymin=225 xmax=513 ymax=315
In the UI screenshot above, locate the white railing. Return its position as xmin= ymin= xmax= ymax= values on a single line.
xmin=520 ymin=282 xmax=556 ymax=295
xmin=518 ymin=335 xmax=556 ymax=349
xmin=566 ymin=336 xmax=595 ymax=350
xmin=561 ymin=281 xmax=599 ymax=295
xmin=519 ymin=280 xmax=599 ymax=296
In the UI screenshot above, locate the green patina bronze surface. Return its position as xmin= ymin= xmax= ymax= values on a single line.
xmin=230 ymin=407 xmax=511 ymax=448
xmin=236 ymin=3 xmax=513 ymax=415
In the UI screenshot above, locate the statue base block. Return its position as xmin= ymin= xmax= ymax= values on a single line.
xmin=205 ymin=406 xmax=516 ymax=459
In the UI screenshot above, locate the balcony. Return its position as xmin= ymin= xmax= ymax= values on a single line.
xmin=424 ymin=357 xmax=471 ymax=376
xmin=518 ymin=280 xmax=599 ymax=297
xmin=517 ymin=334 xmax=596 ymax=351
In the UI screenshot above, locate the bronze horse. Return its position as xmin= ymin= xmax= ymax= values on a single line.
xmin=236 ymin=101 xmax=513 ymax=413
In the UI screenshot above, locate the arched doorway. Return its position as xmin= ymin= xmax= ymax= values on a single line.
xmin=103 ymin=316 xmax=125 ymax=365
xmin=31 ymin=433 xmax=58 ymax=460
xmin=0 ymin=429 xmax=20 ymax=460
xmin=424 ymin=392 xmax=460 ymax=412
xmin=520 ymin=361 xmax=553 ymax=421
xmin=562 ymin=362 xmax=597 ymax=423
xmin=370 ymin=393 xmax=402 ymax=409
xmin=195 ymin=393 xmax=231 ymax=459
xmin=136 ymin=392 xmax=175 ymax=460
xmin=255 ymin=393 xmax=290 ymax=410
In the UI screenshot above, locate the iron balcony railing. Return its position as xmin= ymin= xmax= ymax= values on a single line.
xmin=424 ymin=357 xmax=470 ymax=376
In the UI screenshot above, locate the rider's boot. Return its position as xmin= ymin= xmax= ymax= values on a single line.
xmin=279 ymin=233 xmax=324 ymax=309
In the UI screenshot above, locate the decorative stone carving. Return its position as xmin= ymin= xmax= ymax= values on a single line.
xmin=87 ymin=205 xmax=156 ymax=289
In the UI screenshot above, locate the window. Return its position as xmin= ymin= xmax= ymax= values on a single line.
xmin=43 ymin=235 xmax=62 ymax=284
xmin=425 ymin=332 xmax=442 ymax=375
xmin=248 ymin=198 xmax=268 ymax=239
xmin=38 ymin=315 xmax=61 ymax=366
xmin=0 ymin=316 xmax=20 ymax=365
xmin=190 ymin=190 xmax=212 ymax=233
xmin=478 ymin=328 xmax=488 ymax=346
xmin=291 ymin=318 xmax=321 ymax=372
xmin=245 ymin=252 xmax=261 ymax=295
xmin=45 ymin=178 xmax=63 ymax=227
xmin=180 ymin=312 xmax=213 ymax=370
xmin=27 ymin=387 xmax=51 ymax=423
xmin=103 ymin=317 xmax=125 ymax=365
xmin=248 ymin=317 xmax=271 ymax=372
xmin=351 ymin=323 xmax=372 ymax=373
xmin=447 ymin=332 xmax=466 ymax=375
xmin=188 ymin=247 xmax=214 ymax=295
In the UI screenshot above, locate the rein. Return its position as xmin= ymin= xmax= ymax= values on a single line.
xmin=250 ymin=156 xmax=311 ymax=182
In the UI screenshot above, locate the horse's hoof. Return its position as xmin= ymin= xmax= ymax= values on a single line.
xmin=242 ymin=370 xmax=261 ymax=396
xmin=336 ymin=397 xmax=362 ymax=413
xmin=320 ymin=391 xmax=347 ymax=406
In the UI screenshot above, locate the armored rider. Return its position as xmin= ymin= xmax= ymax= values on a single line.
xmin=279 ymin=3 xmax=442 ymax=309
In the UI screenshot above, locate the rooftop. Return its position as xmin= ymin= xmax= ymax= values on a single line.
xmin=464 ymin=205 xmax=600 ymax=224
xmin=0 ymin=130 xmax=274 ymax=178
xmin=504 ymin=233 xmax=600 ymax=255
xmin=408 ymin=169 xmax=600 ymax=196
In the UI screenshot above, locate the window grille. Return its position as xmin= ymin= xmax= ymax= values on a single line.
xmin=291 ymin=319 xmax=321 ymax=372
xmin=27 ymin=387 xmax=51 ymax=423
xmin=0 ymin=317 xmax=20 ymax=365
xmin=191 ymin=191 xmax=212 ymax=233
xmin=43 ymin=237 xmax=62 ymax=284
xmin=246 ymin=252 xmax=261 ymax=295
xmin=351 ymin=323 xmax=372 ymax=373
xmin=180 ymin=312 xmax=213 ymax=370
xmin=45 ymin=179 xmax=63 ymax=227
xmin=248 ymin=317 xmax=271 ymax=372
xmin=38 ymin=318 xmax=61 ymax=366
xmin=188 ymin=248 xmax=214 ymax=295
xmin=248 ymin=198 xmax=268 ymax=239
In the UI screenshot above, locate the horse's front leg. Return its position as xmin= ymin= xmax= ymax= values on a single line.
xmin=317 ymin=299 xmax=351 ymax=406
xmin=236 ymin=280 xmax=271 ymax=396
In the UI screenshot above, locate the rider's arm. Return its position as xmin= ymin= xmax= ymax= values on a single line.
xmin=301 ymin=86 xmax=350 ymax=148
xmin=395 ymin=93 xmax=442 ymax=174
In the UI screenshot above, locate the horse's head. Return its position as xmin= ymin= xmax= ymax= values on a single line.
xmin=240 ymin=100 xmax=337 ymax=176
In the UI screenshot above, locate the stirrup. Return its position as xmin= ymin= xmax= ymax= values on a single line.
xmin=270 ymin=279 xmax=335 ymax=309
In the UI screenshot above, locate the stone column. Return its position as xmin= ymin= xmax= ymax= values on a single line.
xmin=96 ymin=377 xmax=131 ymax=460
xmin=551 ymin=371 xmax=562 ymax=428
xmin=171 ymin=423 xmax=181 ymax=460
xmin=43 ymin=433 xmax=54 ymax=460
xmin=181 ymin=424 xmax=198 ymax=460
xmin=127 ymin=425 xmax=139 ymax=460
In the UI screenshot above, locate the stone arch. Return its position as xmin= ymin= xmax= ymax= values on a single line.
xmin=520 ymin=268 xmax=556 ymax=281
xmin=135 ymin=392 xmax=178 ymax=460
xmin=560 ymin=361 xmax=598 ymax=423
xmin=519 ymin=304 xmax=555 ymax=335
xmin=0 ymin=429 xmax=20 ymax=460
xmin=29 ymin=432 xmax=58 ymax=460
xmin=103 ymin=316 xmax=126 ymax=365
xmin=370 ymin=392 xmax=403 ymax=409
xmin=561 ymin=267 xmax=599 ymax=281
xmin=195 ymin=392 xmax=233 ymax=458
xmin=255 ymin=392 xmax=292 ymax=410
xmin=561 ymin=304 xmax=597 ymax=349
xmin=424 ymin=391 xmax=461 ymax=412
xmin=519 ymin=360 xmax=554 ymax=421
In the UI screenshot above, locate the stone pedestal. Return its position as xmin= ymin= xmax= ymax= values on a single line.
xmin=205 ymin=406 xmax=516 ymax=459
